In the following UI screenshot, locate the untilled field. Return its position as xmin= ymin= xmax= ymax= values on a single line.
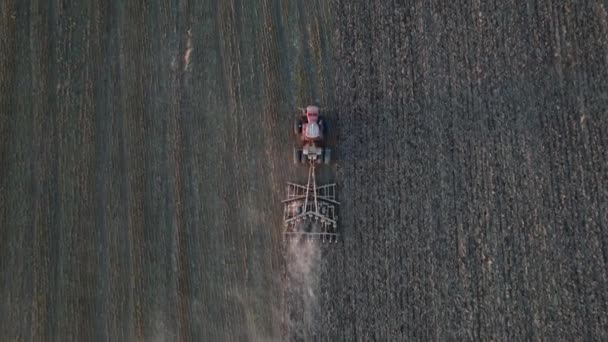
xmin=1 ymin=0 xmax=608 ymax=341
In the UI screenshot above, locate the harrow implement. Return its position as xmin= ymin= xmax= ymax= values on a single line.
xmin=282 ymin=162 xmax=339 ymax=243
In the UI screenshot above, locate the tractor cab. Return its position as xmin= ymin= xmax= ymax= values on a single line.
xmin=305 ymin=121 xmax=320 ymax=139
xmin=303 ymin=105 xmax=322 ymax=140
xmin=293 ymin=104 xmax=330 ymax=162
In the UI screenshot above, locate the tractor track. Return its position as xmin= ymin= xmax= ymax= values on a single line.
xmin=1 ymin=0 xmax=608 ymax=341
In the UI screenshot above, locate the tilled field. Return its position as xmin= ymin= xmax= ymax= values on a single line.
xmin=1 ymin=0 xmax=608 ymax=341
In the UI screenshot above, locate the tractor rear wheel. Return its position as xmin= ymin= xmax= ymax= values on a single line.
xmin=294 ymin=118 xmax=302 ymax=135
xmin=323 ymin=149 xmax=331 ymax=164
xmin=293 ymin=149 xmax=302 ymax=164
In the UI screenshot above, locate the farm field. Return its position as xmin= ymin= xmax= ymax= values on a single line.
xmin=1 ymin=0 xmax=607 ymax=341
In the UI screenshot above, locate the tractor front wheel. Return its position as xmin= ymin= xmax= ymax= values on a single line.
xmin=319 ymin=118 xmax=328 ymax=136
xmin=294 ymin=119 xmax=302 ymax=135
xmin=293 ymin=149 xmax=302 ymax=164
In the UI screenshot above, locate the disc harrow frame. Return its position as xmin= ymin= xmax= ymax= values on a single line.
xmin=282 ymin=163 xmax=339 ymax=243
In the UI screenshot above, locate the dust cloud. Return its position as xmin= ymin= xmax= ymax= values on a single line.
xmin=283 ymin=239 xmax=322 ymax=340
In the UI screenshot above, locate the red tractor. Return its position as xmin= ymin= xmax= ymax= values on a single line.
xmin=293 ymin=105 xmax=331 ymax=164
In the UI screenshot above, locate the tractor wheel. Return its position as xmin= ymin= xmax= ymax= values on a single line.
xmin=323 ymin=149 xmax=331 ymax=164
xmin=294 ymin=118 xmax=302 ymax=135
xmin=319 ymin=117 xmax=328 ymax=136
xmin=293 ymin=149 xmax=302 ymax=164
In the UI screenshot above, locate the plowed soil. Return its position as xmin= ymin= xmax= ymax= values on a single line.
xmin=1 ymin=1 xmax=607 ymax=341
